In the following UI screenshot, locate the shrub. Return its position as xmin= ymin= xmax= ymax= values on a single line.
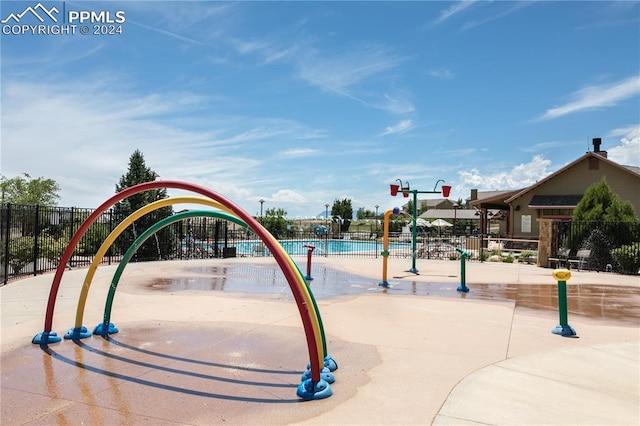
xmin=478 ymin=249 xmax=488 ymax=261
xmin=611 ymin=243 xmax=640 ymax=275
xmin=520 ymin=250 xmax=536 ymax=264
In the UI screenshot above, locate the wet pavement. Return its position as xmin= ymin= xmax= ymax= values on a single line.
xmin=2 ymin=259 xmax=638 ymax=425
xmin=146 ymin=264 xmax=640 ymax=324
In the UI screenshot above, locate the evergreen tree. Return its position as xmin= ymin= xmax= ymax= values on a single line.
xmin=573 ymin=177 xmax=637 ymax=223
xmin=113 ymin=150 xmax=174 ymax=260
xmin=331 ymin=198 xmax=352 ymax=232
xmin=569 ymin=177 xmax=638 ymax=271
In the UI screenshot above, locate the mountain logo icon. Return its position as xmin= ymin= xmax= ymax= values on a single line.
xmin=1 ymin=2 xmax=59 ymax=24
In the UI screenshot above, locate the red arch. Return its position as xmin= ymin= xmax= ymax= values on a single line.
xmin=42 ymin=181 xmax=321 ymax=382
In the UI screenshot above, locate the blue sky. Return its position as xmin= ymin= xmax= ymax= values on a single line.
xmin=1 ymin=1 xmax=639 ymax=218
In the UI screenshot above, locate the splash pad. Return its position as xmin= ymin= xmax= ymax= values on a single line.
xmin=31 ymin=181 xmax=337 ymax=400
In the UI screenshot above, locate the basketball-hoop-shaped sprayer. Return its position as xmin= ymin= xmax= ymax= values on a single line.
xmin=389 ymin=179 xmax=451 ymax=274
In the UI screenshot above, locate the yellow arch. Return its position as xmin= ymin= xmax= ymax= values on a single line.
xmin=73 ymin=196 xmax=227 ymax=327
xmin=72 ymin=196 xmax=323 ymax=363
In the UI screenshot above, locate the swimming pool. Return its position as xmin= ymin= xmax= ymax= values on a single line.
xmin=233 ymin=239 xmax=408 ymax=256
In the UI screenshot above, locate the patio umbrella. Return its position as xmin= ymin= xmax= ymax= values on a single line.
xmin=415 ymin=218 xmax=432 ymax=227
xmin=430 ymin=218 xmax=453 ymax=228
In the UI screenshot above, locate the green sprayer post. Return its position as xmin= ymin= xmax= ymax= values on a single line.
xmin=455 ymin=247 xmax=471 ymax=292
xmin=551 ymin=269 xmax=577 ymax=337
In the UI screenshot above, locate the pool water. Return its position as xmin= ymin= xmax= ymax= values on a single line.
xmin=232 ymin=239 xmax=406 ymax=256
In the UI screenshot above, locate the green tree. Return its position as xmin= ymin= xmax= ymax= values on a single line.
xmin=356 ymin=207 xmax=376 ymax=219
xmin=569 ymin=177 xmax=638 ymax=271
xmin=405 ymin=199 xmax=413 ymax=215
xmin=0 ymin=173 xmax=60 ymax=205
xmin=261 ymin=207 xmax=289 ymax=238
xmin=573 ymin=177 xmax=637 ymax=223
xmin=331 ymin=198 xmax=352 ymax=232
xmin=113 ymin=150 xmax=174 ymax=261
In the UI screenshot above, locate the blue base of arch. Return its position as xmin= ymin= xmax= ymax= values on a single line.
xmin=301 ymin=367 xmax=335 ymax=384
xmin=93 ymin=322 xmax=119 ymax=336
xmin=297 ymin=379 xmax=333 ymax=400
xmin=64 ymin=326 xmax=92 ymax=340
xmin=32 ymin=331 xmax=62 ymax=345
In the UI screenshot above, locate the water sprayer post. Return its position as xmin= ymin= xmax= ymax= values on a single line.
xmin=455 ymin=247 xmax=471 ymax=292
xmin=551 ymin=269 xmax=577 ymax=337
xmin=379 ymin=207 xmax=399 ymax=287
xmin=303 ymin=244 xmax=316 ymax=281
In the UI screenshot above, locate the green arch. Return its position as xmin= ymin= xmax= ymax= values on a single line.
xmin=99 ymin=210 xmax=246 ymax=330
xmin=98 ymin=210 xmax=328 ymax=358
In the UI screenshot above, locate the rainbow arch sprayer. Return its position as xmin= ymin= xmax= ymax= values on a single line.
xmin=31 ymin=181 xmax=337 ymax=400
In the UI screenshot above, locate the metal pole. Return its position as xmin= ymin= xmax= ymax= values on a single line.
xmin=409 ymin=190 xmax=418 ymax=273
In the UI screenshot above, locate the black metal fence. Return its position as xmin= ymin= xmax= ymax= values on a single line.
xmin=3 ymin=203 xmax=638 ymax=285
xmin=551 ymin=220 xmax=640 ymax=274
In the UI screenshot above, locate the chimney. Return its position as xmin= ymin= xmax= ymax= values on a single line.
xmin=592 ymin=137 xmax=607 ymax=158
xmin=470 ymin=189 xmax=478 ymax=201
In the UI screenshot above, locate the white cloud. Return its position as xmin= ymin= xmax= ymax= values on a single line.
xmin=380 ymin=119 xmax=414 ymax=136
xmin=270 ymin=189 xmax=308 ymax=204
xmin=434 ymin=1 xmax=479 ymax=25
xmin=298 ymin=45 xmax=402 ymax=95
xmin=607 ymin=126 xmax=640 ymax=166
xmin=538 ymin=75 xmax=640 ymax=121
xmin=429 ymin=68 xmax=455 ymax=80
xmin=0 ymin=78 xmax=325 ymax=210
xmin=278 ymin=148 xmax=321 ymax=158
xmin=457 ymin=155 xmax=552 ymax=193
xmin=378 ymin=94 xmax=415 ymax=115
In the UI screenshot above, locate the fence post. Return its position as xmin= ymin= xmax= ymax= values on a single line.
xmin=1 ymin=204 xmax=10 ymax=285
xmin=33 ymin=205 xmax=40 ymax=277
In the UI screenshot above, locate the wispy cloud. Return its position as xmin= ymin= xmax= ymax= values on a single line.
xmin=521 ymin=140 xmax=572 ymax=153
xmin=296 ymin=43 xmax=404 ymax=95
xmin=433 ymin=0 xmax=479 ymax=25
xmin=380 ymin=119 xmax=414 ymax=136
xmin=230 ymin=37 xmax=269 ymax=55
xmin=538 ymin=75 xmax=640 ymax=121
xmin=1 ymin=77 xmax=328 ymax=208
xmin=128 ymin=20 xmax=205 ymax=45
xmin=461 ymin=1 xmax=536 ymax=31
xmin=429 ymin=68 xmax=455 ymax=80
xmin=278 ymin=148 xmax=321 ymax=158
xmin=376 ymin=94 xmax=415 ymax=115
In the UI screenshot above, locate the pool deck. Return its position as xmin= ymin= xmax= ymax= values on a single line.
xmin=1 ymin=257 xmax=638 ymax=425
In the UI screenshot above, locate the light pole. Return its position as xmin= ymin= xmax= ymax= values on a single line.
xmin=375 ymin=205 xmax=379 ymax=232
xmin=324 ymin=203 xmax=330 ymax=257
xmin=453 ymin=202 xmax=460 ymax=237
xmin=324 ymin=204 xmax=329 ymax=227
xmin=390 ymin=179 xmax=450 ymax=274
xmin=259 ymin=199 xmax=265 ymax=220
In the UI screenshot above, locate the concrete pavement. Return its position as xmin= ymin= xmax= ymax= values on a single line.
xmin=1 ymin=257 xmax=638 ymax=425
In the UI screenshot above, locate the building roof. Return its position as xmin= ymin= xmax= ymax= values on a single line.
xmin=468 ymin=189 xmax=521 ymax=210
xmin=419 ymin=209 xmax=480 ymax=220
xmin=506 ymin=152 xmax=640 ymax=203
